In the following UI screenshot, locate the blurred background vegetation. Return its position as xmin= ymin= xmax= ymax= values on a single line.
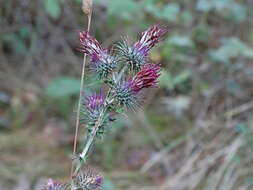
xmin=1 ymin=0 xmax=253 ymax=189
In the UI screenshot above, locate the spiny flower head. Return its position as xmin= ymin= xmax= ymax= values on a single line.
xmin=115 ymin=25 xmax=167 ymax=71
xmin=114 ymin=80 xmax=138 ymax=110
xmin=82 ymin=92 xmax=110 ymax=137
xmin=42 ymin=179 xmax=68 ymax=190
xmin=86 ymin=93 xmax=105 ymax=112
xmin=79 ymin=31 xmax=116 ymax=78
xmin=114 ymin=64 xmax=160 ymax=109
xmin=130 ymin=63 xmax=161 ymax=93
xmin=74 ymin=167 xmax=103 ymax=190
xmin=83 ymin=92 xmax=105 ymax=122
xmin=134 ymin=24 xmax=168 ymax=56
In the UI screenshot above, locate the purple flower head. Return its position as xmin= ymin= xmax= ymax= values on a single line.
xmin=42 ymin=179 xmax=67 ymax=190
xmin=74 ymin=167 xmax=104 ymax=190
xmin=82 ymin=92 xmax=107 ymax=129
xmin=134 ymin=24 xmax=168 ymax=56
xmin=130 ymin=63 xmax=161 ymax=93
xmin=79 ymin=31 xmax=105 ymax=61
xmin=94 ymin=175 xmax=103 ymax=188
xmin=114 ymin=80 xmax=138 ymax=110
xmin=86 ymin=92 xmax=105 ymax=112
xmin=79 ymin=31 xmax=116 ymax=78
xmin=115 ymin=64 xmax=160 ymax=109
xmin=115 ymin=24 xmax=167 ymax=71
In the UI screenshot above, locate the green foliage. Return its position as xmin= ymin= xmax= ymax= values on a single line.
xmin=44 ymin=0 xmax=61 ymax=19
xmin=167 ymin=35 xmax=194 ymax=49
xmin=224 ymin=3 xmax=247 ymax=23
xmin=234 ymin=123 xmax=250 ymax=134
xmin=46 ymin=77 xmax=80 ymax=98
xmin=209 ymin=38 xmax=253 ymax=64
xmin=101 ymin=178 xmax=115 ymax=190
xmin=159 ymin=70 xmax=191 ymax=90
xmin=196 ymin=0 xmax=247 ymax=23
xmin=197 ymin=0 xmax=230 ymax=12
xmin=180 ymin=10 xmax=194 ymax=25
xmin=107 ymin=0 xmax=140 ymax=20
xmin=0 ymin=26 xmax=32 ymax=55
xmin=161 ymin=3 xmax=180 ymax=22
xmin=145 ymin=2 xmax=180 ymax=22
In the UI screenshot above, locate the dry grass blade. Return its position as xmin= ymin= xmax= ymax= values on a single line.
xmin=71 ymin=0 xmax=93 ymax=179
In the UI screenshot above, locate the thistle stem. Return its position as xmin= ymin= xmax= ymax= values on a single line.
xmin=73 ymin=108 xmax=106 ymax=176
xmin=72 ymin=62 xmax=127 ymax=178
xmin=71 ymin=13 xmax=92 ymax=178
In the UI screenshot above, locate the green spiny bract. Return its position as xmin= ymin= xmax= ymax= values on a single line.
xmin=114 ymin=25 xmax=167 ymax=72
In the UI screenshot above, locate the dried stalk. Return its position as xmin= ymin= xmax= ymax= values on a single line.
xmin=71 ymin=0 xmax=93 ymax=178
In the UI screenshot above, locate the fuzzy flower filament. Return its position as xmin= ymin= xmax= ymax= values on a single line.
xmin=80 ymin=31 xmax=116 ymax=78
xmin=116 ymin=25 xmax=167 ymax=71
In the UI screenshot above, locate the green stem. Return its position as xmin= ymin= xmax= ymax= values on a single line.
xmin=73 ymin=107 xmax=107 ymax=175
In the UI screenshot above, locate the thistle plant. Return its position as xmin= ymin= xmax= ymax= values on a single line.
xmin=42 ymin=24 xmax=167 ymax=190
xmin=76 ymin=23 xmax=166 ymax=185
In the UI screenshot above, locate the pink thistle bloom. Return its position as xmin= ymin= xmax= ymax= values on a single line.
xmin=79 ymin=32 xmax=116 ymax=78
xmin=82 ymin=92 xmax=108 ymax=136
xmin=79 ymin=31 xmax=106 ymax=62
xmin=42 ymin=179 xmax=67 ymax=190
xmin=115 ymin=24 xmax=167 ymax=71
xmin=114 ymin=64 xmax=160 ymax=109
xmin=85 ymin=93 xmax=105 ymax=111
xmin=130 ymin=63 xmax=161 ymax=93
xmin=134 ymin=24 xmax=168 ymax=56
xmin=74 ymin=167 xmax=104 ymax=190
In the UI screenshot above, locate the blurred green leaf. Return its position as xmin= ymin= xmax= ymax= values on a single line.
xmin=46 ymin=77 xmax=80 ymax=97
xmin=1 ymin=34 xmax=27 ymax=55
xmin=209 ymin=38 xmax=253 ymax=63
xmin=19 ymin=26 xmax=30 ymax=39
xmin=223 ymin=3 xmax=247 ymax=23
xmin=44 ymin=0 xmax=61 ymax=19
xmin=173 ymin=71 xmax=191 ymax=86
xmin=196 ymin=0 xmax=213 ymax=12
xmin=193 ymin=24 xmax=210 ymax=43
xmin=160 ymin=70 xmax=191 ymax=90
xmin=108 ymin=0 xmax=140 ymax=20
xmin=168 ymin=35 xmax=194 ymax=48
xmin=234 ymin=123 xmax=250 ymax=134
xmin=197 ymin=0 xmax=247 ymax=24
xmin=212 ymin=0 xmax=231 ymax=11
xmin=101 ymin=178 xmax=115 ymax=190
xmin=180 ymin=10 xmax=193 ymax=24
xmin=145 ymin=3 xmax=179 ymax=22
xmin=197 ymin=0 xmax=232 ymax=12
xmin=162 ymin=3 xmax=180 ymax=22
xmin=159 ymin=70 xmax=174 ymax=90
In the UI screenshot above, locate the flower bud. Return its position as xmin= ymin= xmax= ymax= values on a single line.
xmin=74 ymin=167 xmax=103 ymax=190
xmin=130 ymin=63 xmax=161 ymax=93
xmin=80 ymin=32 xmax=116 ymax=78
xmin=114 ymin=64 xmax=160 ymax=109
xmin=115 ymin=25 xmax=167 ymax=71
